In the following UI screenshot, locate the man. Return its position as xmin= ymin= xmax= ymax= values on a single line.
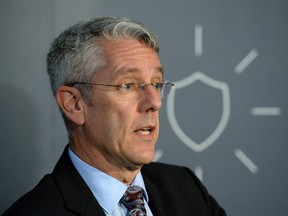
xmin=3 ymin=17 xmax=226 ymax=215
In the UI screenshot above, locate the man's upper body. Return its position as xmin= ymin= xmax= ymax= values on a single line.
xmin=3 ymin=17 xmax=227 ymax=215
xmin=3 ymin=146 xmax=226 ymax=216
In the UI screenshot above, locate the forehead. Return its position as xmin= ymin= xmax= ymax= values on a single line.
xmin=100 ymin=39 xmax=163 ymax=79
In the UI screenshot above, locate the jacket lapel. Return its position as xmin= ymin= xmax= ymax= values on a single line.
xmin=142 ymin=168 xmax=177 ymax=216
xmin=52 ymin=145 xmax=106 ymax=216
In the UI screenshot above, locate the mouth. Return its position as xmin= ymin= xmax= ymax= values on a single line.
xmin=134 ymin=126 xmax=155 ymax=135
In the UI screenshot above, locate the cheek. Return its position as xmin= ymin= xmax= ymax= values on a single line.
xmin=100 ymin=102 xmax=135 ymax=138
xmin=89 ymin=93 xmax=137 ymax=139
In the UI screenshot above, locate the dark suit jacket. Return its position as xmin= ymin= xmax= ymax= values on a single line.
xmin=3 ymin=146 xmax=226 ymax=216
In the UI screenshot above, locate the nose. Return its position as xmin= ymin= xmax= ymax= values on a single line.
xmin=138 ymin=84 xmax=162 ymax=113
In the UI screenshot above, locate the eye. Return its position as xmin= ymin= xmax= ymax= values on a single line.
xmin=152 ymin=82 xmax=164 ymax=90
xmin=120 ymin=83 xmax=135 ymax=91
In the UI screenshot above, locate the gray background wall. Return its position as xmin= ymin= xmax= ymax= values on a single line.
xmin=1 ymin=0 xmax=287 ymax=215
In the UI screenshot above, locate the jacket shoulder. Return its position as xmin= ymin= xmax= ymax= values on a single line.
xmin=142 ymin=162 xmax=199 ymax=180
xmin=142 ymin=162 xmax=227 ymax=216
xmin=2 ymin=174 xmax=71 ymax=215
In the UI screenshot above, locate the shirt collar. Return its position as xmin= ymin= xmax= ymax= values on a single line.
xmin=68 ymin=147 xmax=149 ymax=214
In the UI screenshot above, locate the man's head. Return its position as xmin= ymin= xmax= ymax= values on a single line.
xmin=46 ymin=17 xmax=172 ymax=174
xmin=47 ymin=17 xmax=159 ymax=104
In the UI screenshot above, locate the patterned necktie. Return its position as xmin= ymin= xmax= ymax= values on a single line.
xmin=120 ymin=185 xmax=147 ymax=216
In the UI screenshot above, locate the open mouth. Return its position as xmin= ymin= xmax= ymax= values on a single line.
xmin=135 ymin=127 xmax=154 ymax=135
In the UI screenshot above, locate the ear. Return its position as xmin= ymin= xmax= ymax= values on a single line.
xmin=56 ymin=86 xmax=85 ymax=126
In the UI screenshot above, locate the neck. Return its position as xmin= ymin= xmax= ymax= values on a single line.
xmin=69 ymin=139 xmax=141 ymax=185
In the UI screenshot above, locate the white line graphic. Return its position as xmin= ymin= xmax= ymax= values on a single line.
xmin=251 ymin=107 xmax=281 ymax=116
xmin=167 ymin=71 xmax=230 ymax=152
xmin=195 ymin=166 xmax=203 ymax=181
xmin=234 ymin=149 xmax=258 ymax=174
xmin=195 ymin=25 xmax=203 ymax=57
xmin=234 ymin=49 xmax=258 ymax=74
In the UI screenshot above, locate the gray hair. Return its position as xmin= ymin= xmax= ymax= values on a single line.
xmin=47 ymin=17 xmax=159 ymax=104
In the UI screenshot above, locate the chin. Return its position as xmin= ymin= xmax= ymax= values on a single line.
xmin=136 ymin=153 xmax=155 ymax=165
xmin=126 ymin=146 xmax=155 ymax=165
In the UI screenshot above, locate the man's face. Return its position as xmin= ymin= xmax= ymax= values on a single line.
xmin=83 ymin=39 xmax=163 ymax=170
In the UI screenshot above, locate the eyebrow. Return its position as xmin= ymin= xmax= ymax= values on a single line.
xmin=113 ymin=66 xmax=164 ymax=78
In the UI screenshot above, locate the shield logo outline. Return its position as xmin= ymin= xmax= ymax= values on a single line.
xmin=167 ymin=71 xmax=231 ymax=152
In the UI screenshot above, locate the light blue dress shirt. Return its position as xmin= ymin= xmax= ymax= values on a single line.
xmin=68 ymin=148 xmax=153 ymax=216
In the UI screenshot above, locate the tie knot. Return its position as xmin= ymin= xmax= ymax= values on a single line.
xmin=120 ymin=185 xmax=147 ymax=216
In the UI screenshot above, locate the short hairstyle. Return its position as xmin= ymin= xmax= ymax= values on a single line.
xmin=47 ymin=17 xmax=159 ymax=103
